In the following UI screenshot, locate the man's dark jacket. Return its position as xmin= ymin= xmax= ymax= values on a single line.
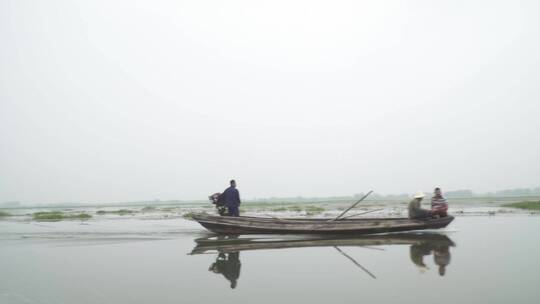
xmin=222 ymin=186 xmax=241 ymax=207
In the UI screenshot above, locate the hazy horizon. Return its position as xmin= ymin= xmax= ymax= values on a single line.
xmin=2 ymin=1 xmax=540 ymax=204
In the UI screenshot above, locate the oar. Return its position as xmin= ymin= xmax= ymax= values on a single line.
xmin=330 ymin=190 xmax=373 ymax=221
xmin=334 ymin=246 xmax=377 ymax=279
xmin=340 ymin=208 xmax=384 ymax=219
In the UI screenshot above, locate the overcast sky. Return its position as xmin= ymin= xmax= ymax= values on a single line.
xmin=1 ymin=0 xmax=539 ymax=204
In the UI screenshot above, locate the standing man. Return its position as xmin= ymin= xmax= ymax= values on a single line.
xmin=431 ymin=187 xmax=448 ymax=217
xmin=222 ymin=179 xmax=241 ymax=217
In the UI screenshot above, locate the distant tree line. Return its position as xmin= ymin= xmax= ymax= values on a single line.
xmin=482 ymin=187 xmax=540 ymax=197
xmin=252 ymin=186 xmax=540 ymax=202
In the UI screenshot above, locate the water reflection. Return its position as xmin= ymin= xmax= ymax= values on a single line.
xmin=410 ymin=238 xmax=452 ymax=276
xmin=191 ymin=233 xmax=455 ymax=288
xmin=208 ymin=252 xmax=241 ymax=289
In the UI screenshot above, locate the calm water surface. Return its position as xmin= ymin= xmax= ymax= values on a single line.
xmin=1 ymin=216 xmax=539 ymax=304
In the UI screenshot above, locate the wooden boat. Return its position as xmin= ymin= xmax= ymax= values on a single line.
xmin=191 ymin=213 xmax=454 ymax=235
xmin=190 ymin=233 xmax=456 ymax=254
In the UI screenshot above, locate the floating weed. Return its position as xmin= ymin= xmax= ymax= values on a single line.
xmin=0 ymin=211 xmax=11 ymax=217
xmin=114 ymin=209 xmax=135 ymax=215
xmin=33 ymin=211 xmax=91 ymax=221
xmin=305 ymin=206 xmax=325 ymax=212
xmin=68 ymin=213 xmax=92 ymax=220
xmin=33 ymin=211 xmax=64 ymax=221
xmin=271 ymin=207 xmax=287 ymax=212
xmin=182 ymin=212 xmax=197 ymax=220
xmin=95 ymin=209 xmax=136 ymax=216
xmin=110 ymin=209 xmax=135 ymax=215
xmin=142 ymin=206 xmax=156 ymax=212
xmin=288 ymin=206 xmax=302 ymax=212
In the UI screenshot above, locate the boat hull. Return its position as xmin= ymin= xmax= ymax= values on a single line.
xmin=191 ymin=214 xmax=454 ymax=235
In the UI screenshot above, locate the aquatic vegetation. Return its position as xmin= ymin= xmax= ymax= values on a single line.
xmin=33 ymin=211 xmax=92 ymax=221
xmin=182 ymin=212 xmax=198 ymax=220
xmin=33 ymin=211 xmax=64 ymax=220
xmin=288 ymin=206 xmax=302 ymax=212
xmin=70 ymin=213 xmax=92 ymax=220
xmin=304 ymin=206 xmax=325 ymax=216
xmin=272 ymin=205 xmax=326 ymax=213
xmin=112 ymin=209 xmax=135 ymax=215
xmin=0 ymin=211 xmax=11 ymax=217
xmin=305 ymin=206 xmax=325 ymax=212
xmin=142 ymin=206 xmax=156 ymax=212
xmin=502 ymin=201 xmax=540 ymax=210
xmin=95 ymin=209 xmax=136 ymax=215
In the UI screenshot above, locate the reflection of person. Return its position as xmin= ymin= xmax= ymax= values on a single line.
xmin=222 ymin=180 xmax=241 ymax=217
xmin=431 ymin=187 xmax=449 ymax=218
xmin=209 ymin=252 xmax=242 ymax=289
xmin=410 ymin=242 xmax=433 ymax=269
xmin=433 ymin=245 xmax=451 ymax=276
xmin=409 ymin=239 xmax=452 ymax=276
xmin=408 ymin=192 xmax=432 ymax=219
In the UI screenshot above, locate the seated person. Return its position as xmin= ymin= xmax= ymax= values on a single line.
xmin=431 ymin=187 xmax=448 ymax=217
xmin=408 ymin=192 xmax=432 ymax=219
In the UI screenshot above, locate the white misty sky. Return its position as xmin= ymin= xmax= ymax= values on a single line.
xmin=1 ymin=0 xmax=539 ymax=204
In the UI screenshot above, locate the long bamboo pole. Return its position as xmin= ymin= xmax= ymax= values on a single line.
xmin=340 ymin=208 xmax=384 ymax=219
xmin=330 ymin=190 xmax=373 ymax=221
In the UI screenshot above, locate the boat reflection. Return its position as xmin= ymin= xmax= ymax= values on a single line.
xmin=191 ymin=233 xmax=455 ymax=288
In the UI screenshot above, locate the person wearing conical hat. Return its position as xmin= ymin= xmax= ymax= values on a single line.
xmin=408 ymin=192 xmax=432 ymax=219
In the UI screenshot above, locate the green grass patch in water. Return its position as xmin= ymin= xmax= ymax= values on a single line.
xmin=288 ymin=206 xmax=303 ymax=212
xmin=502 ymin=201 xmax=540 ymax=210
xmin=95 ymin=209 xmax=136 ymax=216
xmin=305 ymin=206 xmax=325 ymax=212
xmin=0 ymin=211 xmax=11 ymax=217
xmin=182 ymin=212 xmax=198 ymax=220
xmin=69 ymin=213 xmax=92 ymax=220
xmin=112 ymin=209 xmax=135 ymax=215
xmin=33 ymin=211 xmax=91 ymax=221
xmin=33 ymin=211 xmax=64 ymax=220
xmin=142 ymin=206 xmax=156 ymax=212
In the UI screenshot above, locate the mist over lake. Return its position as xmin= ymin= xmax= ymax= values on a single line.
xmin=2 ymin=1 xmax=540 ymax=303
